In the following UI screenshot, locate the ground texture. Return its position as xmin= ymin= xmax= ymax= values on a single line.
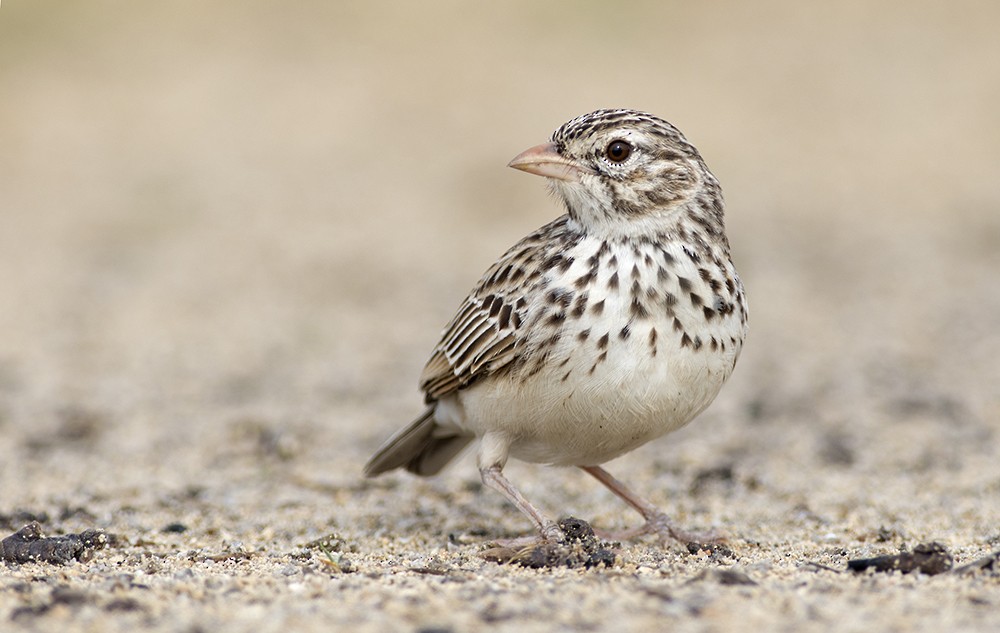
xmin=1 ymin=2 xmax=999 ymax=631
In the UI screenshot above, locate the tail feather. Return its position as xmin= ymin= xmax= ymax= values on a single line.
xmin=364 ymin=407 xmax=473 ymax=477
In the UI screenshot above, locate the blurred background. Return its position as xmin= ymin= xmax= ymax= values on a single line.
xmin=0 ymin=0 xmax=997 ymax=531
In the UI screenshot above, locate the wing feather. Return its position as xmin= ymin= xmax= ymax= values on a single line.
xmin=418 ymin=216 xmax=577 ymax=401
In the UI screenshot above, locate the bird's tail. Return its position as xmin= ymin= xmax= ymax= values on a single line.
xmin=363 ymin=407 xmax=473 ymax=477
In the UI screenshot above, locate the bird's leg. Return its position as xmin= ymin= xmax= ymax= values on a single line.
xmin=580 ymin=465 xmax=724 ymax=544
xmin=480 ymin=465 xmax=564 ymax=544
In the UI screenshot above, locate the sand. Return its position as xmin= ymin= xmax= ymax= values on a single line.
xmin=1 ymin=1 xmax=998 ymax=631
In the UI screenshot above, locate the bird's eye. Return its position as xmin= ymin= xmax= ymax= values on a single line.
xmin=605 ymin=140 xmax=632 ymax=163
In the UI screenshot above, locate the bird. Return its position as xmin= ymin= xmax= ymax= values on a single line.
xmin=364 ymin=109 xmax=748 ymax=545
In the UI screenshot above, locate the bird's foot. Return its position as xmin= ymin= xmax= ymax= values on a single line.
xmin=595 ymin=512 xmax=726 ymax=548
xmin=648 ymin=511 xmax=726 ymax=546
xmin=482 ymin=517 xmax=617 ymax=568
xmin=487 ymin=519 xmax=565 ymax=548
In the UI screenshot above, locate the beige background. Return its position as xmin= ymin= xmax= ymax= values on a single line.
xmin=1 ymin=1 xmax=998 ymax=631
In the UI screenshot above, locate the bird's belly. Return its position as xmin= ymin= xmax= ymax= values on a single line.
xmin=453 ymin=312 xmax=742 ymax=466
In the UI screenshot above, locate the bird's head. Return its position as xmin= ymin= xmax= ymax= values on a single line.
xmin=508 ymin=109 xmax=721 ymax=239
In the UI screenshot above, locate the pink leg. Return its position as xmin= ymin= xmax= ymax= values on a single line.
xmin=481 ymin=465 xmax=564 ymax=543
xmin=581 ymin=465 xmax=724 ymax=544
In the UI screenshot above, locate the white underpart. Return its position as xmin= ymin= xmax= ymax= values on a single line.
xmin=433 ymin=230 xmax=745 ymax=469
xmin=548 ymin=157 xmax=704 ymax=242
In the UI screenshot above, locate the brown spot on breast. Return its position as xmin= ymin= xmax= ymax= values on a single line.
xmin=571 ymin=292 xmax=588 ymax=318
xmin=547 ymin=289 xmax=573 ymax=308
xmin=607 ymin=272 xmax=619 ymax=290
xmin=680 ymin=332 xmax=692 ymax=348
xmin=630 ymin=297 xmax=649 ymax=319
xmin=597 ymin=333 xmax=609 ymax=349
xmin=672 ymin=317 xmax=684 ymax=332
xmin=538 ymin=333 xmax=561 ymax=349
xmin=574 ymin=271 xmax=596 ymax=289
xmin=678 ymin=276 xmax=692 ymax=292
xmin=649 ymin=327 xmax=658 ymax=355
xmin=577 ymin=328 xmax=591 ymax=341
xmin=689 ymin=293 xmax=703 ymax=307
xmin=631 ymin=263 xmax=641 ymax=281
xmin=692 ymin=336 xmax=703 ymax=350
xmin=589 ymin=351 xmax=608 ymax=374
xmin=710 ymin=337 xmax=718 ymax=351
xmin=544 ymin=253 xmax=574 ymax=273
xmin=703 ymin=306 xmax=716 ymax=321
xmin=591 ymin=299 xmax=605 ymax=316
xmin=524 ymin=358 xmax=546 ymax=379
xmin=619 ymin=324 xmax=631 ymax=340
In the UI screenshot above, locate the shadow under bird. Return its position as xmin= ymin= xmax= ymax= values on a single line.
xmin=365 ymin=109 xmax=748 ymax=545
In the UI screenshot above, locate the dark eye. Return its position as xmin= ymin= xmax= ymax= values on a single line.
xmin=605 ymin=140 xmax=632 ymax=163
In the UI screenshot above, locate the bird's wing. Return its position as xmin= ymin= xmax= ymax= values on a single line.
xmin=419 ymin=216 xmax=575 ymax=401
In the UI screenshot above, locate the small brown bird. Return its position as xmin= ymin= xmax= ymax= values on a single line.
xmin=365 ymin=109 xmax=747 ymax=544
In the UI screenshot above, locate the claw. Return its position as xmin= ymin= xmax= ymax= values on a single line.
xmin=646 ymin=512 xmax=726 ymax=545
xmin=581 ymin=465 xmax=726 ymax=546
xmin=540 ymin=521 xmax=566 ymax=544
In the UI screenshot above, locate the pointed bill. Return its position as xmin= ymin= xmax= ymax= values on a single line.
xmin=507 ymin=142 xmax=591 ymax=182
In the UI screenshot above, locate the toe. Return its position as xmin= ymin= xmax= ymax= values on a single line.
xmin=540 ymin=521 xmax=566 ymax=544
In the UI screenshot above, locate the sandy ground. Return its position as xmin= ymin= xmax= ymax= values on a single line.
xmin=1 ymin=1 xmax=999 ymax=631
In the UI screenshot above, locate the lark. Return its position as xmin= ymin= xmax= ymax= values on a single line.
xmin=365 ymin=109 xmax=748 ymax=545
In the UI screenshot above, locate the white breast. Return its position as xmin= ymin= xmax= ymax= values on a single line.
xmin=438 ymin=234 xmax=746 ymax=467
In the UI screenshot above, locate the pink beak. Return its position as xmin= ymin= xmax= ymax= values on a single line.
xmin=507 ymin=142 xmax=590 ymax=182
